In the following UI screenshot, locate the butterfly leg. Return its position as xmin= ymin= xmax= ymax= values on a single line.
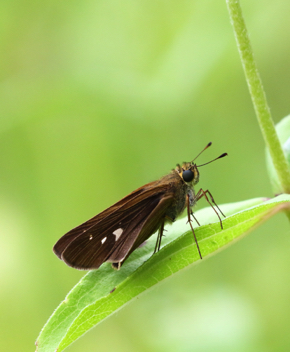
xmin=153 ymin=218 xmax=165 ymax=254
xmin=186 ymin=195 xmax=202 ymax=259
xmin=190 ymin=211 xmax=200 ymax=226
xmin=195 ymin=188 xmax=225 ymax=229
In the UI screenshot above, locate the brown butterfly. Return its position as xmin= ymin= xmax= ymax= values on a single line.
xmin=53 ymin=142 xmax=227 ymax=270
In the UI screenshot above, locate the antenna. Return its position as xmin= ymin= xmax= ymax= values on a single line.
xmin=197 ymin=153 xmax=228 ymax=167
xmin=191 ymin=142 xmax=212 ymax=163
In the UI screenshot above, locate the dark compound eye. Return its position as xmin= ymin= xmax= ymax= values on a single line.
xmin=182 ymin=169 xmax=194 ymax=182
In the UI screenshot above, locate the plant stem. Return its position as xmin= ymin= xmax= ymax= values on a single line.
xmin=226 ymin=0 xmax=290 ymax=194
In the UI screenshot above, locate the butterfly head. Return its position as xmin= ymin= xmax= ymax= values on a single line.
xmin=175 ymin=142 xmax=227 ymax=185
xmin=177 ymin=162 xmax=200 ymax=185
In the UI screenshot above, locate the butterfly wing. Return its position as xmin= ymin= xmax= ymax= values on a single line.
xmin=107 ymin=194 xmax=174 ymax=266
xmin=53 ymin=187 xmax=147 ymax=259
xmin=53 ymin=181 xmax=175 ymax=270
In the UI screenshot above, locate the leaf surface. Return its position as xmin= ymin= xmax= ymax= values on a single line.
xmin=36 ymin=195 xmax=290 ymax=352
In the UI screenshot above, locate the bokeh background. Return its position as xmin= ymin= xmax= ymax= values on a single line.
xmin=1 ymin=0 xmax=290 ymax=351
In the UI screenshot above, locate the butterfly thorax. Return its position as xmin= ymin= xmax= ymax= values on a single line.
xmin=161 ymin=169 xmax=196 ymax=222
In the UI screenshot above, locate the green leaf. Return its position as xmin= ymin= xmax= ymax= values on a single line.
xmin=36 ymin=195 xmax=290 ymax=352
xmin=266 ymin=115 xmax=290 ymax=194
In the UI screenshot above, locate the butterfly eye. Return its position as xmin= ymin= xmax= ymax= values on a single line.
xmin=182 ymin=169 xmax=194 ymax=182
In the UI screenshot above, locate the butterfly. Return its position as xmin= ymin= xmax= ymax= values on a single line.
xmin=53 ymin=142 xmax=227 ymax=270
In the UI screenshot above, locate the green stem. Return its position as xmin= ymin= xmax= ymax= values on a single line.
xmin=226 ymin=0 xmax=290 ymax=194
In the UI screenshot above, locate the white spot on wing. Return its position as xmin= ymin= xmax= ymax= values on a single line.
xmin=89 ymin=235 xmax=93 ymax=240
xmin=101 ymin=237 xmax=107 ymax=244
xmin=113 ymin=228 xmax=123 ymax=241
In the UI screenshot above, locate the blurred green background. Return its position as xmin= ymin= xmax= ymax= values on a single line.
xmin=1 ymin=0 xmax=290 ymax=351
